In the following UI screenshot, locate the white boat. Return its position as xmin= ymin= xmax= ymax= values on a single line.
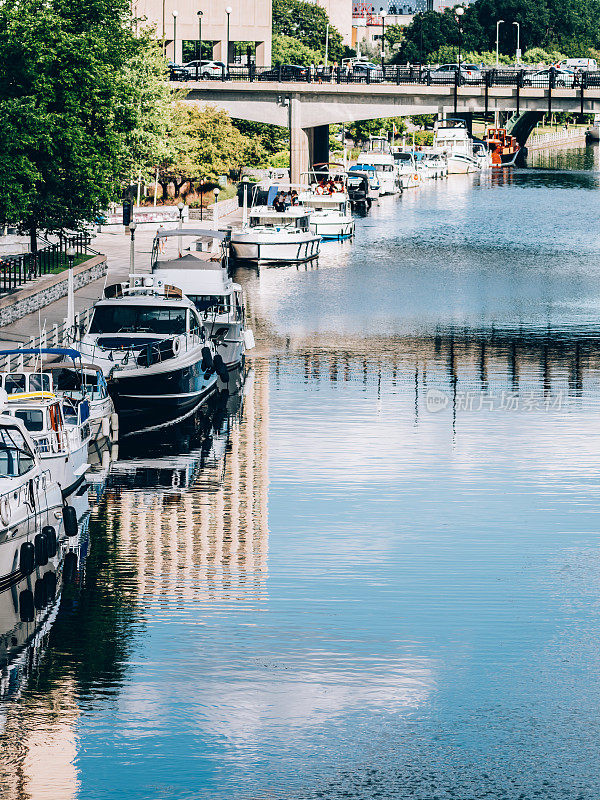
xmin=392 ymin=150 xmax=423 ymax=189
xmin=433 ymin=118 xmax=481 ymax=174
xmin=151 ymin=228 xmax=254 ymax=373
xmin=355 ymin=137 xmax=400 ymax=195
xmin=3 ymin=389 xmax=90 ymax=500
xmin=77 ymin=276 xmax=219 ymax=430
xmin=298 ymin=167 xmax=355 ymax=240
xmin=0 ymin=406 xmax=66 ymax=587
xmin=229 ymin=202 xmax=320 ymax=264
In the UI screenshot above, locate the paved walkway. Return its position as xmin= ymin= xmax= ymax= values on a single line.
xmin=0 ymin=210 xmax=241 ymax=349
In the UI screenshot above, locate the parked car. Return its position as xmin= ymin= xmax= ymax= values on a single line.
xmin=462 ymin=64 xmax=483 ymax=83
xmin=349 ymin=62 xmax=383 ymax=82
xmin=168 ymin=62 xmax=191 ymax=81
xmin=424 ymin=64 xmax=472 ymax=85
xmin=523 ymin=67 xmax=576 ymax=88
xmin=258 ymin=64 xmax=309 ymax=81
xmin=184 ymin=60 xmax=228 ymax=79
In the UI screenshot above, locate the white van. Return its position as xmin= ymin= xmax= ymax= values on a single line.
xmin=558 ymin=58 xmax=597 ymax=71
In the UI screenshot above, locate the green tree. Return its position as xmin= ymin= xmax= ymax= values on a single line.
xmin=162 ymin=104 xmax=266 ymax=195
xmin=0 ymin=0 xmax=168 ymax=249
xmin=272 ymin=33 xmax=324 ymax=65
xmin=349 ymin=117 xmax=407 ymax=142
xmin=273 ymin=0 xmax=344 ymax=62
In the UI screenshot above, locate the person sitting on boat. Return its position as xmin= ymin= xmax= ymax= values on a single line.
xmin=283 ymin=190 xmax=293 ymax=207
xmin=315 ymin=182 xmax=326 ymax=195
xmin=273 ymin=192 xmax=286 ymax=212
xmin=290 ymin=190 xmax=299 ymax=206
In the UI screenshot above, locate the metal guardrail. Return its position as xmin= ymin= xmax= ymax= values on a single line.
xmin=171 ymin=64 xmax=600 ymax=90
xmin=0 ymin=233 xmax=96 ymax=297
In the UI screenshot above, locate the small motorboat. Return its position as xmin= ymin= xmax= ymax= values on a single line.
xmin=0 ymin=403 xmax=66 ymax=588
xmin=77 ymin=276 xmax=219 ymax=429
xmin=299 ymin=166 xmax=355 ymax=240
xmin=229 ymin=184 xmax=320 ymax=264
xmin=433 ymin=118 xmax=481 ymax=174
xmin=355 ymin=137 xmax=401 ymax=196
xmin=392 ymin=150 xmax=422 ymax=189
xmin=151 ymin=228 xmax=255 ymax=374
xmin=483 ymin=127 xmax=521 ymax=167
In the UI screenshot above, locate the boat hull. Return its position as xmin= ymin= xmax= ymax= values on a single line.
xmin=230 ymin=234 xmax=321 ymax=263
xmin=309 ymin=218 xmax=355 ymax=240
xmin=447 ymin=154 xmax=480 ymax=174
xmin=109 ymin=361 xmax=218 ymax=428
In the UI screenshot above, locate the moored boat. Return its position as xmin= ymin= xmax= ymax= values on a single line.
xmin=299 ymin=166 xmax=355 ymax=240
xmin=433 ymin=118 xmax=481 ymax=174
xmin=77 ymin=276 xmax=219 ymax=429
xmin=151 ymin=228 xmax=255 ymax=374
xmin=483 ymin=127 xmax=521 ymax=166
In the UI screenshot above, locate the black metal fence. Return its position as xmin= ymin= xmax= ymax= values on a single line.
xmin=170 ymin=63 xmax=600 ymax=91
xmin=0 ymin=232 xmax=95 ymax=296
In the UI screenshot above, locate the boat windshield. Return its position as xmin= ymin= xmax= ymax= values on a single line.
xmin=0 ymin=425 xmax=35 ymax=477
xmin=190 ymin=295 xmax=231 ymax=314
xmin=89 ymin=305 xmax=187 ymax=335
xmin=14 ymin=410 xmax=44 ymax=432
xmin=395 ymin=153 xmax=413 ymax=162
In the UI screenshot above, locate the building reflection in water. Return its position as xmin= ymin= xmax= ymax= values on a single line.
xmin=104 ymin=359 xmax=270 ymax=606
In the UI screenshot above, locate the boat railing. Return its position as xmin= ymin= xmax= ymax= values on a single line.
xmin=33 ymin=431 xmax=65 ymax=456
xmin=0 ymin=466 xmax=54 ymax=519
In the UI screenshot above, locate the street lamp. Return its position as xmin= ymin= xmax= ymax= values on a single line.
xmin=513 ymin=21 xmax=520 ymax=65
xmin=380 ymin=8 xmax=387 ymax=70
xmin=197 ymin=10 xmax=203 ymax=71
xmin=172 ymin=10 xmax=178 ymax=64
xmin=200 ymin=178 xmax=204 ymax=221
xmin=177 ymin=201 xmax=184 ymax=257
xmin=496 ymin=19 xmax=504 ymax=68
xmin=225 ymin=6 xmax=232 ymax=73
xmin=213 ymin=186 xmax=220 ymax=231
xmin=455 ymin=6 xmax=464 ymax=70
xmin=129 ymin=222 xmax=137 ymax=274
xmin=66 ymin=245 xmax=76 ymax=330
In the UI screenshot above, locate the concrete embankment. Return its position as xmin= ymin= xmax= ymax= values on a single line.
xmin=527 ymin=127 xmax=587 ymax=151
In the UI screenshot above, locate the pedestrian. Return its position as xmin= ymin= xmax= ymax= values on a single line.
xmin=158 ymin=223 xmax=166 ymax=254
xmin=317 ymin=61 xmax=324 ymax=83
xmin=331 ymin=61 xmax=338 ymax=83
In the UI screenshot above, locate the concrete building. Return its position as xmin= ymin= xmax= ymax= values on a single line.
xmin=135 ymin=0 xmax=272 ymax=66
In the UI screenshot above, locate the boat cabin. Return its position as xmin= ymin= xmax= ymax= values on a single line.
xmin=248 ymin=207 xmax=310 ymax=231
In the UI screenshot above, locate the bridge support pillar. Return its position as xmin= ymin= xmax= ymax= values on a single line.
xmin=311 ymin=125 xmax=330 ymax=169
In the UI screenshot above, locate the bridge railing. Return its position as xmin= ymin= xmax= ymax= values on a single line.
xmin=182 ymin=64 xmax=600 ymax=91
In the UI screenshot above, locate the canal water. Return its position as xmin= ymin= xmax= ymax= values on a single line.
xmin=2 ymin=145 xmax=600 ymax=799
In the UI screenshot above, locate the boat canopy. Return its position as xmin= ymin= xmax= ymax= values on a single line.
xmin=0 ymin=347 xmax=82 ymax=361
xmin=154 ymin=229 xmax=229 ymax=241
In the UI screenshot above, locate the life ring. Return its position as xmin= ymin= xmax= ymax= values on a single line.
xmin=172 ymin=337 xmax=181 ymax=356
xmin=413 ymin=173 xmax=420 ymax=181
xmin=0 ymin=496 xmax=11 ymax=527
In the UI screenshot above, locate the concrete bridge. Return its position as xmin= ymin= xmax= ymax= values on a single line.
xmin=183 ymin=80 xmax=600 ymax=180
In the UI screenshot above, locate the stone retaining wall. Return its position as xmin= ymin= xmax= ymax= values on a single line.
xmin=0 ymin=254 xmax=107 ymax=327
xmin=189 ymin=197 xmax=239 ymax=221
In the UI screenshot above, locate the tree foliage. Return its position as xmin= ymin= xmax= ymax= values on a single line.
xmin=395 ymin=0 xmax=600 ymax=63
xmin=273 ymin=0 xmax=344 ymax=62
xmin=272 ymin=34 xmax=324 ymax=66
xmin=0 ymin=0 xmax=171 ymax=247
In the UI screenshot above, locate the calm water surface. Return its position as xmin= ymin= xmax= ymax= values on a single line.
xmin=2 ymin=146 xmax=600 ymax=799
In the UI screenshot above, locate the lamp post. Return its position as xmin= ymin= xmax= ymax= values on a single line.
xmin=172 ymin=10 xmax=178 ymax=64
xmin=197 ymin=10 xmax=203 ymax=68
xmin=225 ymin=6 xmax=232 ymax=73
xmin=200 ymin=178 xmax=204 ymax=221
xmin=162 ymin=0 xmax=166 ymax=55
xmin=66 ymin=246 xmax=76 ymax=330
xmin=380 ymin=8 xmax=387 ymax=70
xmin=325 ymin=22 xmax=329 ymax=67
xmin=513 ymin=21 xmax=520 ymax=65
xmin=213 ymin=187 xmax=220 ymax=231
xmin=496 ymin=19 xmax=504 ymax=68
xmin=455 ymin=6 xmax=464 ymax=70
xmin=129 ymin=222 xmax=136 ymax=274
xmin=177 ymin=201 xmax=184 ymax=258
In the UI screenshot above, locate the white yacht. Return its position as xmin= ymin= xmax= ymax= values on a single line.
xmin=355 ymin=137 xmax=400 ymax=195
xmin=298 ymin=167 xmax=355 ymax=240
xmin=229 ymin=185 xmax=320 ymax=265
xmin=77 ymin=276 xmax=219 ymax=429
xmin=433 ymin=118 xmax=481 ymax=174
xmin=0 ymin=407 xmax=66 ymax=588
xmin=3 ymin=387 xmax=90 ymax=500
xmin=393 ymin=150 xmax=423 ymax=189
xmin=151 ymin=228 xmax=255 ymax=375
